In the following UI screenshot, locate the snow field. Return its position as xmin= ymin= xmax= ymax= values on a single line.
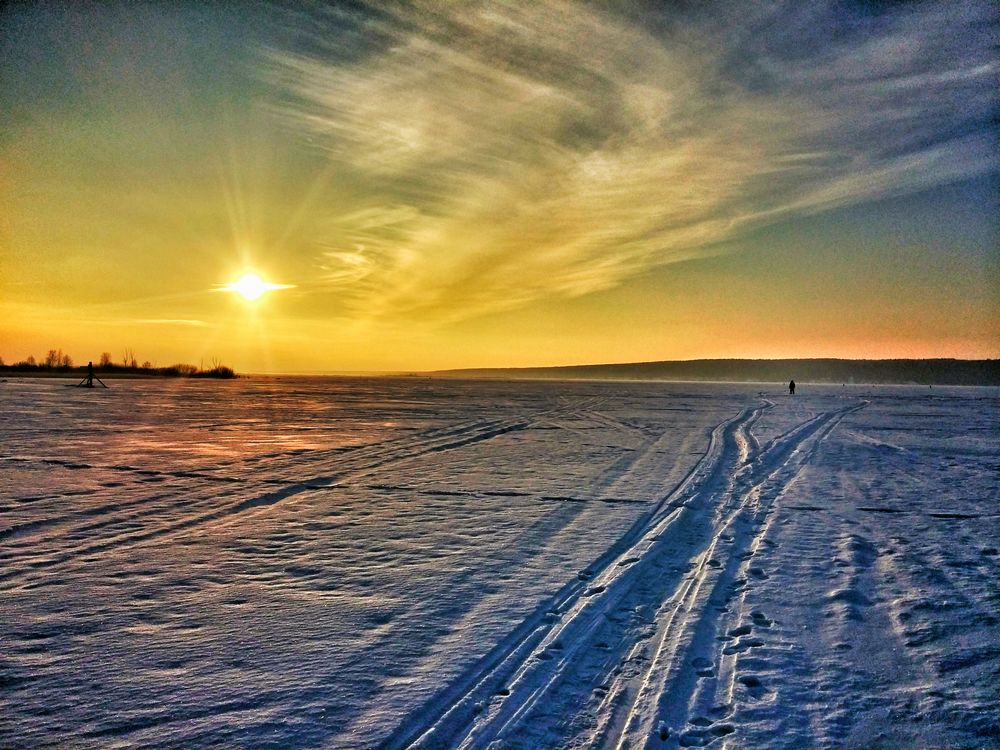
xmin=1 ymin=378 xmax=996 ymax=748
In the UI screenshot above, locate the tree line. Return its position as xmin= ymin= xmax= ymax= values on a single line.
xmin=0 ymin=348 xmax=236 ymax=378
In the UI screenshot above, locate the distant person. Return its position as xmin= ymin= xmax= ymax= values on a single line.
xmin=76 ymin=360 xmax=106 ymax=389
xmin=789 ymin=379 xmax=795 ymax=395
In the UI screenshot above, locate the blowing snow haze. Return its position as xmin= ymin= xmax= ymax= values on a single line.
xmin=1 ymin=0 xmax=997 ymax=372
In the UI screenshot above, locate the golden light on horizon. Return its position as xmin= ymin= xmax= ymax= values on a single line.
xmin=0 ymin=2 xmax=996 ymax=373
xmin=220 ymin=273 xmax=294 ymax=301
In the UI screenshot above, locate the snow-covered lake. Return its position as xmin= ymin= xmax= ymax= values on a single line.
xmin=1 ymin=377 xmax=997 ymax=748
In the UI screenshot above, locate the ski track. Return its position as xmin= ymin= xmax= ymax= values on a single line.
xmin=382 ymin=400 xmax=868 ymax=750
xmin=0 ymin=416 xmax=526 ymax=548
xmin=0 ymin=408 xmax=567 ymax=589
xmin=5 ymin=381 xmax=995 ymax=749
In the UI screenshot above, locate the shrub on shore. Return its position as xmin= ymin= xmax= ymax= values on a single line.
xmin=0 ymin=351 xmax=237 ymax=379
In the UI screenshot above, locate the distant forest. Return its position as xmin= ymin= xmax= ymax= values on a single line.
xmin=434 ymin=359 xmax=1000 ymax=386
xmin=0 ymin=348 xmax=236 ymax=379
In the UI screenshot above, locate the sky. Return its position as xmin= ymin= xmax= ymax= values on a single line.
xmin=1 ymin=0 xmax=997 ymax=372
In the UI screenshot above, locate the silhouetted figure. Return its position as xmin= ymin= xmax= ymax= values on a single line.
xmin=76 ymin=361 xmax=107 ymax=389
xmin=789 ymin=379 xmax=796 ymax=395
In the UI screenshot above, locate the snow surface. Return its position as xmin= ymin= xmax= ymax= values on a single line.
xmin=1 ymin=377 xmax=997 ymax=749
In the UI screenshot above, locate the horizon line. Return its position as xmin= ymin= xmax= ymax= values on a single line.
xmin=240 ymin=355 xmax=1000 ymax=377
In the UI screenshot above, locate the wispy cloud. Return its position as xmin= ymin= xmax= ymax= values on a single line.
xmin=265 ymin=0 xmax=997 ymax=322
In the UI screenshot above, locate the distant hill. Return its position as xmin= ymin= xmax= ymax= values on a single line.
xmin=433 ymin=359 xmax=1000 ymax=386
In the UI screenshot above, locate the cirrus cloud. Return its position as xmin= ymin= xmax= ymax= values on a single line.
xmin=265 ymin=0 xmax=998 ymax=322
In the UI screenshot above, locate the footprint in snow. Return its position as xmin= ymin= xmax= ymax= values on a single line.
xmin=678 ymin=723 xmax=735 ymax=746
xmin=725 ymin=634 xmax=764 ymax=654
xmin=708 ymin=704 xmax=733 ymax=719
xmin=691 ymin=656 xmax=715 ymax=676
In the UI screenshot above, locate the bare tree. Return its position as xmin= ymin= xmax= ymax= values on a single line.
xmin=45 ymin=349 xmax=59 ymax=367
xmin=122 ymin=347 xmax=137 ymax=369
xmin=141 ymin=360 xmax=152 ymax=369
xmin=60 ymin=353 xmax=73 ymax=368
xmin=99 ymin=352 xmax=113 ymax=368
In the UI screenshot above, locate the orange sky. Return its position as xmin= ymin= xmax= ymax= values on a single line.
xmin=1 ymin=2 xmax=997 ymax=372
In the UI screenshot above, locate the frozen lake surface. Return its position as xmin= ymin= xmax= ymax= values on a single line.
xmin=1 ymin=377 xmax=998 ymax=749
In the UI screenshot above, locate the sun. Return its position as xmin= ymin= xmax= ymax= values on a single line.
xmin=231 ymin=273 xmax=270 ymax=301
xmin=219 ymin=273 xmax=293 ymax=301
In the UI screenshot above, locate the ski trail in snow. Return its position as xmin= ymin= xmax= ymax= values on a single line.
xmin=0 ymin=416 xmax=511 ymax=548
xmin=381 ymin=400 xmax=868 ymax=750
xmin=605 ymin=402 xmax=865 ymax=749
xmin=0 ymin=410 xmax=562 ymax=589
xmin=379 ymin=402 xmax=768 ymax=749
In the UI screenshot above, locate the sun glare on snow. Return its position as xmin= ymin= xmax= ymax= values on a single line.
xmin=221 ymin=273 xmax=293 ymax=301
